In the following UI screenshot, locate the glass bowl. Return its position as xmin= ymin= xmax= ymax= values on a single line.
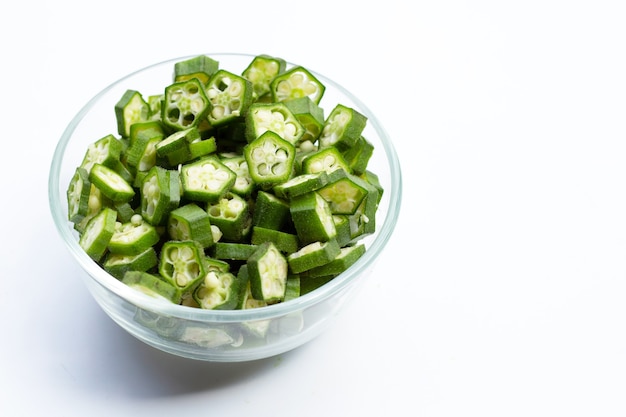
xmin=48 ymin=53 xmax=402 ymax=362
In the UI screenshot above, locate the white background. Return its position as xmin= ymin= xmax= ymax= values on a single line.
xmin=2 ymin=1 xmax=626 ymax=415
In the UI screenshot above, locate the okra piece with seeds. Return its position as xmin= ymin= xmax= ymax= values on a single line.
xmin=89 ymin=163 xmax=135 ymax=204
xmin=174 ymin=54 xmax=219 ymax=85
xmin=247 ymin=242 xmax=289 ymax=302
xmin=205 ymin=69 xmax=253 ymax=127
xmin=283 ymin=97 xmax=325 ymax=145
xmin=67 ymin=167 xmax=91 ymax=223
xmin=242 ymin=54 xmax=286 ymax=100
xmin=79 ymin=207 xmax=117 ymax=261
xmin=168 ymin=203 xmax=214 ymax=249
xmin=162 ymin=78 xmax=210 ymax=131
xmin=193 ymin=270 xmax=243 ymax=310
xmin=289 ymin=191 xmax=337 ymax=245
xmin=115 ymin=89 xmax=150 ymax=138
xmin=287 ymin=239 xmax=341 ymax=274
xmin=245 ymin=102 xmax=304 ymax=145
xmin=180 ymin=156 xmax=236 ymax=203
xmin=270 ymin=66 xmax=325 ymax=105
xmin=140 ymin=166 xmax=180 ymax=226
xmin=80 ymin=134 xmax=123 ymax=173
xmin=104 ymin=247 xmax=158 ymax=280
xmin=318 ymin=104 xmax=367 ymax=150
xmin=108 ymin=214 xmax=160 ymax=255
xmin=206 ymin=192 xmax=251 ymax=242
xmin=159 ymin=240 xmax=207 ymax=293
xmin=317 ymin=169 xmax=370 ymax=215
xmin=244 ymin=131 xmax=296 ymax=188
xmin=122 ymin=271 xmax=182 ymax=304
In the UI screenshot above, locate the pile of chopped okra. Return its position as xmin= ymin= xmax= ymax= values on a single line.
xmin=66 ymin=54 xmax=383 ymax=310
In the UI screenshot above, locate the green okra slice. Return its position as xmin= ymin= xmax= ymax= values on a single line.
xmin=162 ymin=78 xmax=210 ymax=131
xmin=241 ymin=54 xmax=287 ymax=100
xmin=79 ymin=207 xmax=117 ymax=261
xmin=244 ymin=131 xmax=296 ymax=188
xmin=348 ymin=180 xmax=380 ymax=242
xmin=283 ymin=96 xmax=325 ymax=144
xmin=273 ymin=171 xmax=329 ymax=200
xmin=79 ymin=134 xmax=124 ymax=173
xmin=318 ymin=104 xmax=367 ymax=150
xmin=115 ymin=89 xmax=150 ymax=138
xmin=147 ymin=95 xmax=164 ymax=120
xmin=341 ymin=136 xmax=374 ymax=176
xmin=251 ymin=190 xmax=290 ymax=230
xmin=122 ymin=271 xmax=181 ymax=304
xmin=73 ymin=184 xmax=106 ymax=234
xmin=301 ymin=146 xmax=351 ymax=175
xmin=159 ymin=240 xmax=207 ymax=293
xmin=289 ymin=191 xmax=337 ymax=245
xmin=205 ymin=257 xmax=231 ymax=272
xmin=220 ymin=155 xmax=254 ymax=197
xmin=193 ymin=270 xmax=243 ymax=310
xmin=205 ymin=69 xmax=253 ymax=127
xmin=317 ymin=169 xmax=369 ymax=215
xmin=155 ymin=127 xmax=200 ymax=166
xmin=108 ymin=214 xmax=160 ymax=255
xmin=180 ymin=156 xmax=236 ymax=203
xmin=270 ymin=65 xmax=325 ymax=105
xmin=212 ymin=242 xmax=258 ymax=261
xmin=206 ymin=192 xmax=251 ymax=242
xmin=246 ymin=242 xmax=288 ymax=302
xmin=236 ymin=269 xmax=271 ymax=337
xmin=287 ymin=239 xmax=341 ymax=274
xmin=332 ymin=215 xmax=352 ymax=247
xmin=245 ymin=102 xmax=304 ymax=145
xmin=89 ymin=163 xmax=135 ymax=203
xmin=140 ymin=166 xmax=180 ymax=226
xmin=168 ymin=203 xmax=214 ymax=249
xmin=188 ymin=136 xmax=218 ymax=160
xmin=104 ymin=247 xmax=158 ymax=280
xmin=303 ymin=244 xmax=366 ymax=278
xmin=299 ymin=274 xmax=335 ymax=296
xmin=174 ymin=54 xmax=219 ymax=85
xmin=67 ymin=167 xmax=91 ymax=223
xmin=251 ymin=226 xmax=299 ymax=254
xmin=283 ymin=275 xmax=301 ymax=302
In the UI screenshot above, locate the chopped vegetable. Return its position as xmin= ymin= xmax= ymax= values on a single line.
xmin=65 ymin=53 xmax=384 ymax=311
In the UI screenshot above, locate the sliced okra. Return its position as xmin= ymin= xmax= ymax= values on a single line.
xmin=332 ymin=215 xmax=352 ymax=247
xmin=283 ymin=97 xmax=325 ymax=144
xmin=122 ymin=270 xmax=181 ymax=304
xmin=246 ymin=242 xmax=288 ymax=302
xmin=270 ymin=66 xmax=325 ymax=105
xmin=193 ymin=270 xmax=243 ymax=310
xmin=125 ymin=135 xmax=163 ymax=173
xmin=180 ymin=156 xmax=236 ymax=202
xmin=206 ymin=69 xmax=253 ymax=127
xmin=162 ymin=78 xmax=210 ymax=131
xmin=301 ymin=146 xmax=351 ymax=175
xmin=155 ymin=127 xmax=200 ymax=166
xmin=128 ymin=120 xmax=165 ymax=147
xmin=67 ymin=167 xmax=91 ymax=223
xmin=283 ymin=275 xmax=301 ymax=302
xmin=159 ymin=240 xmax=207 ymax=293
xmin=245 ymin=102 xmax=304 ymax=145
xmin=108 ymin=214 xmax=160 ymax=255
xmin=79 ymin=207 xmax=117 ymax=261
xmin=174 ymin=54 xmax=219 ymax=85
xmin=236 ymin=269 xmax=271 ymax=337
xmin=244 ymin=131 xmax=296 ymax=188
xmin=318 ymin=104 xmax=367 ymax=150
xmin=205 ymin=257 xmax=231 ymax=272
xmin=220 ymin=155 xmax=254 ymax=197
xmin=212 ymin=242 xmax=258 ymax=261
xmin=115 ymin=89 xmax=150 ymax=138
xmin=80 ymin=134 xmax=123 ymax=173
xmin=241 ymin=54 xmax=286 ymax=100
xmin=89 ymin=163 xmax=135 ymax=203
xmin=168 ymin=203 xmax=214 ymax=249
xmin=341 ymin=135 xmax=374 ymax=175
xmin=272 ymin=171 xmax=329 ymax=200
xmin=348 ymin=181 xmax=380 ymax=242
xmin=73 ymin=184 xmax=106 ymax=234
xmin=299 ymin=274 xmax=335 ymax=296
xmin=188 ymin=136 xmax=217 ymax=160
xmin=317 ymin=169 xmax=369 ymax=215
xmin=303 ymin=244 xmax=366 ymax=278
xmin=251 ymin=226 xmax=299 ymax=254
xmin=147 ymin=95 xmax=164 ymax=120
xmin=251 ymin=190 xmax=290 ymax=230
xmin=104 ymin=247 xmax=158 ymax=280
xmin=287 ymin=239 xmax=341 ymax=274
xmin=289 ymin=191 xmax=336 ymax=245
xmin=140 ymin=166 xmax=180 ymax=226
xmin=206 ymin=192 xmax=251 ymax=242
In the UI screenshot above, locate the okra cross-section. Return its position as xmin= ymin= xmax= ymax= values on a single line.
xmin=193 ymin=270 xmax=243 ymax=310
xmin=206 ymin=192 xmax=251 ymax=242
xmin=245 ymin=102 xmax=304 ymax=145
xmin=205 ymin=69 xmax=253 ymax=127
xmin=318 ymin=104 xmax=367 ymax=150
xmin=247 ymin=242 xmax=288 ymax=302
xmin=159 ymin=240 xmax=207 ymax=293
xmin=242 ymin=54 xmax=287 ymax=100
xmin=289 ymin=191 xmax=337 ymax=245
xmin=180 ymin=156 xmax=236 ymax=202
xmin=162 ymin=78 xmax=210 ymax=131
xmin=140 ymin=166 xmax=180 ymax=226
xmin=270 ymin=66 xmax=325 ymax=105
xmin=244 ymin=131 xmax=296 ymax=188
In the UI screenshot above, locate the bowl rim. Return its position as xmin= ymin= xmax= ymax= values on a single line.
xmin=48 ymin=52 xmax=403 ymax=322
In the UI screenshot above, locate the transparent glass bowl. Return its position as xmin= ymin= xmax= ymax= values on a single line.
xmin=48 ymin=53 xmax=402 ymax=362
